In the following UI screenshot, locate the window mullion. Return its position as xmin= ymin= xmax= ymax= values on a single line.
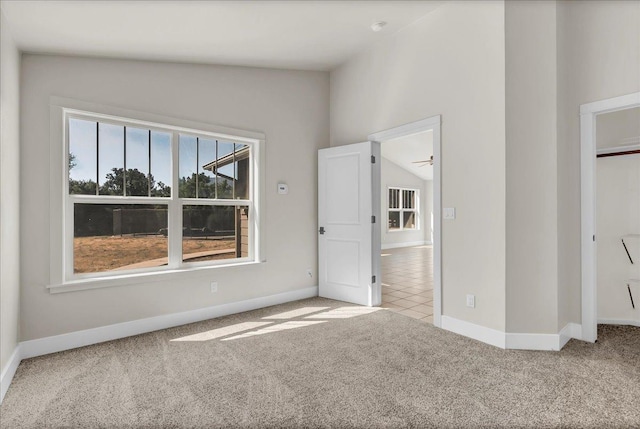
xmin=96 ymin=122 xmax=100 ymax=195
xmin=215 ymin=140 xmax=218 ymax=200
xmin=148 ymin=130 xmax=152 ymax=197
xmin=168 ymin=130 xmax=182 ymax=269
xmin=123 ymin=126 xmax=127 ymax=197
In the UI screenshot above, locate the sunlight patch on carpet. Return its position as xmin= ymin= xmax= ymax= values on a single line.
xmin=305 ymin=306 xmax=382 ymax=319
xmin=221 ymin=321 xmax=326 ymax=341
xmin=170 ymin=321 xmax=273 ymax=342
xmin=262 ymin=307 xmax=330 ymax=320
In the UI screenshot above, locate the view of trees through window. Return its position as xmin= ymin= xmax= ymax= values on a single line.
xmin=68 ymin=116 xmax=252 ymax=276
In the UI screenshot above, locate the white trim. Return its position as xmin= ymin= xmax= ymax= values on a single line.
xmin=441 ymin=315 xmax=506 ymax=349
xmin=506 ymin=333 xmax=559 ymax=351
xmin=441 ymin=317 xmax=582 ymax=351
xmin=21 ymin=286 xmax=318 ymax=360
xmin=560 ymin=323 xmax=583 ymax=349
xmin=506 ymin=323 xmax=581 ymax=351
xmin=0 ymin=345 xmax=21 ymax=404
xmin=369 ymin=115 xmax=442 ymax=327
xmin=579 ymin=92 xmax=640 ymax=115
xmin=47 ymin=260 xmax=263 ymax=294
xmin=580 ymin=92 xmax=640 ymax=343
xmin=598 ymin=319 xmax=640 ymax=328
xmin=381 ymin=241 xmax=428 ymax=250
xmin=368 ymin=116 xmax=440 ymax=143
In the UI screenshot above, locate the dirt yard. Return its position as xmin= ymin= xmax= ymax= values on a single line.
xmin=74 ymin=235 xmax=235 ymax=273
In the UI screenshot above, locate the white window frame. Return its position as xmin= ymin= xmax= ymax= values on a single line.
xmin=48 ymin=97 xmax=266 ymax=292
xmin=387 ymin=186 xmax=420 ymax=232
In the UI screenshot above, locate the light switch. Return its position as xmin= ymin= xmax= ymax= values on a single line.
xmin=443 ymin=207 xmax=456 ymax=220
xmin=277 ymin=183 xmax=289 ymax=194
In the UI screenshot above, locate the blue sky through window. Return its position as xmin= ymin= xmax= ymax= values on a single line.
xmin=69 ymin=118 xmax=241 ymax=193
xmin=69 ymin=118 xmax=172 ymax=187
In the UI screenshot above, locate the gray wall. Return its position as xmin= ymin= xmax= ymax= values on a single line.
xmin=20 ymin=55 xmax=329 ymax=341
xmin=505 ymin=1 xmax=559 ymax=334
xmin=331 ymin=0 xmax=507 ymax=331
xmin=0 ymin=11 xmax=21 ymax=375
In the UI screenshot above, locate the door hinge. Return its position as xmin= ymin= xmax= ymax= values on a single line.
xmin=593 ymin=235 xmax=596 ymax=242
xmin=372 ymin=275 xmax=376 ymax=283
xmin=371 ymin=155 xmax=376 ymax=164
xmin=371 ymin=215 xmax=376 ymax=223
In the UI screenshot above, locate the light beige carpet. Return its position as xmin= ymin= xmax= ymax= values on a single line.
xmin=1 ymin=297 xmax=639 ymax=428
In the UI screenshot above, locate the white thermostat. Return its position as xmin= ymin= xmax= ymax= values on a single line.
xmin=277 ymin=183 xmax=289 ymax=194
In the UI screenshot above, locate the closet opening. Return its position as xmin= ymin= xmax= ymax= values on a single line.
xmin=580 ymin=92 xmax=640 ymax=342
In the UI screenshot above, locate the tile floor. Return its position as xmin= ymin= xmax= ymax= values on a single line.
xmin=381 ymin=245 xmax=433 ymax=323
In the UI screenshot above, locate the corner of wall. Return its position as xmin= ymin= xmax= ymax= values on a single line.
xmin=0 ymin=8 xmax=22 ymax=404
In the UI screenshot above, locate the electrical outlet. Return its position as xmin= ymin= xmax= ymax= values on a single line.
xmin=210 ymin=282 xmax=218 ymax=293
xmin=466 ymin=294 xmax=475 ymax=308
xmin=306 ymin=268 xmax=313 ymax=278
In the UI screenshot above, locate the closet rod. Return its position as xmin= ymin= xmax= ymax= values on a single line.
xmin=596 ymin=149 xmax=640 ymax=158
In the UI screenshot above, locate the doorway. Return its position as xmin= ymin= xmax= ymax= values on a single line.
xmin=580 ymin=92 xmax=640 ymax=342
xmin=369 ymin=116 xmax=442 ymax=327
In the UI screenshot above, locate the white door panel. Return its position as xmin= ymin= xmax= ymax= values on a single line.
xmin=326 ymin=238 xmax=360 ymax=287
xmin=318 ymin=141 xmax=380 ymax=306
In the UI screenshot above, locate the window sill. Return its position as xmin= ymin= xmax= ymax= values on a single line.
xmin=47 ymin=260 xmax=264 ymax=294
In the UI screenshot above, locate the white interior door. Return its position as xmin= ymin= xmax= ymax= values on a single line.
xmin=318 ymin=141 xmax=380 ymax=306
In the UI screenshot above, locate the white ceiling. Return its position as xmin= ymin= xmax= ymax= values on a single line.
xmin=0 ymin=1 xmax=442 ymax=71
xmin=381 ymin=130 xmax=433 ymax=180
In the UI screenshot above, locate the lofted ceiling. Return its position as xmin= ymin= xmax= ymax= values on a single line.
xmin=0 ymin=0 xmax=442 ymax=71
xmin=381 ymin=130 xmax=433 ymax=181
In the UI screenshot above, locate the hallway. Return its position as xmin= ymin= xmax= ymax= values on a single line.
xmin=380 ymin=245 xmax=433 ymax=323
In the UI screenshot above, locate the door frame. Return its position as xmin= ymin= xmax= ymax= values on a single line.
xmin=580 ymin=92 xmax=640 ymax=343
xmin=368 ymin=115 xmax=442 ymax=327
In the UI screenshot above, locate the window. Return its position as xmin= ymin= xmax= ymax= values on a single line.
xmin=65 ymin=111 xmax=257 ymax=280
xmin=388 ymin=187 xmax=419 ymax=231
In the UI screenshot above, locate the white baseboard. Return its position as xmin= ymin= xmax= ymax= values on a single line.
xmin=0 ymin=345 xmax=22 ymax=404
xmin=21 ymin=286 xmax=318 ymax=360
xmin=506 ymin=323 xmax=582 ymax=351
xmin=441 ymin=317 xmax=582 ymax=351
xmin=598 ymin=318 xmax=640 ymax=328
xmin=506 ymin=332 xmax=560 ymax=351
xmin=441 ymin=315 xmax=506 ymax=349
xmin=560 ymin=322 xmax=583 ymax=347
xmin=381 ymin=241 xmax=429 ymax=250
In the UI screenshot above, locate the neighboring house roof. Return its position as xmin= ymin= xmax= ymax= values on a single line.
xmin=202 ymin=145 xmax=249 ymax=174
